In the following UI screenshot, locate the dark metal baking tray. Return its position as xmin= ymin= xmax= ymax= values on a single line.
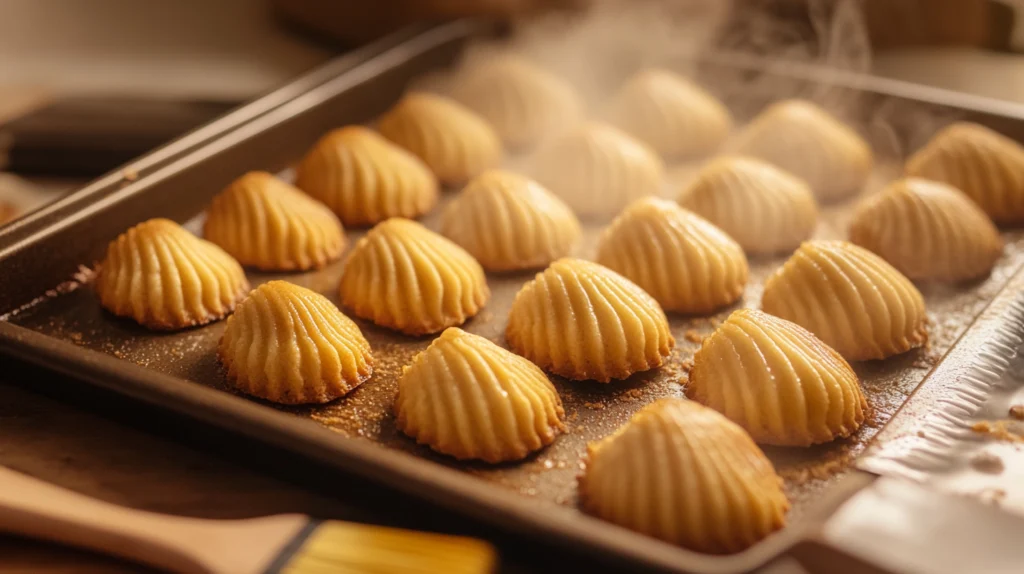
xmin=4 ymin=19 xmax=1024 ymax=573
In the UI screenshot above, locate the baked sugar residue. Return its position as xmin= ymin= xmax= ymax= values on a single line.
xmin=971 ymin=420 xmax=1024 ymax=443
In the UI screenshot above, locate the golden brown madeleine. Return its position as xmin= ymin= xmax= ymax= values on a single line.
xmin=204 ymin=171 xmax=345 ymax=271
xmin=689 ymin=309 xmax=866 ymax=446
xmin=678 ymin=156 xmax=818 ymax=255
xmin=531 ymin=122 xmax=664 ymax=220
xmin=506 ymin=258 xmax=674 ymax=382
xmin=395 ymin=327 xmax=565 ymax=463
xmin=607 ymin=68 xmax=732 ymax=160
xmin=219 ymin=281 xmax=373 ymax=404
xmin=339 ymin=218 xmax=489 ymax=335
xmin=377 ymin=92 xmax=502 ymax=185
xmin=95 ymin=218 xmax=249 ymax=330
xmin=850 ymin=178 xmax=1002 ymax=281
xmin=294 ymin=126 xmax=438 ymax=226
xmin=440 ymin=170 xmax=581 ymax=271
xmin=596 ymin=198 xmax=748 ymax=314
xmin=730 ymin=99 xmax=872 ymax=202
xmin=905 ymin=122 xmax=1024 ymax=223
xmin=579 ymin=398 xmax=788 ymax=554
xmin=450 ymin=56 xmax=582 ymax=150
xmin=761 ymin=240 xmax=927 ymax=361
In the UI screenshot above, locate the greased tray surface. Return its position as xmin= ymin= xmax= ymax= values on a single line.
xmin=6 ymin=20 xmax=1024 ymax=573
xmin=9 ymin=164 xmax=1024 ymax=524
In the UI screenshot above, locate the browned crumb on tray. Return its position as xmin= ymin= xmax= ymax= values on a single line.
xmin=583 ymin=402 xmax=605 ymax=410
xmin=121 ymin=167 xmax=139 ymax=181
xmin=1009 ymin=405 xmax=1024 ymax=421
xmin=975 ymin=487 xmax=1007 ymax=507
xmin=970 ymin=451 xmax=1005 ymax=474
xmin=683 ymin=329 xmax=703 ymax=343
xmin=780 ymin=452 xmax=856 ymax=484
xmin=971 ymin=420 xmax=1024 ymax=443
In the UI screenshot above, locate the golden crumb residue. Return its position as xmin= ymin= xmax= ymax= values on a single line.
xmin=971 ymin=420 xmax=1024 ymax=443
xmin=1009 ymin=405 xmax=1024 ymax=420
xmin=684 ymin=329 xmax=702 ymax=343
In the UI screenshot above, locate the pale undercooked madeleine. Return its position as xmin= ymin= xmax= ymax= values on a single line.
xmin=95 ymin=218 xmax=249 ymax=330
xmin=730 ymin=99 xmax=872 ymax=202
xmin=395 ymin=327 xmax=565 ymax=463
xmin=596 ymin=198 xmax=748 ymax=314
xmin=506 ymin=258 xmax=674 ymax=382
xmin=440 ymin=170 xmax=581 ymax=271
xmin=607 ymin=68 xmax=732 ymax=160
xmin=905 ymin=122 xmax=1024 ymax=223
xmin=579 ymin=398 xmax=789 ymax=554
xmin=204 ymin=171 xmax=345 ymax=271
xmin=219 ymin=281 xmax=373 ymax=404
xmin=678 ymin=156 xmax=817 ymax=255
xmin=294 ymin=126 xmax=438 ymax=226
xmin=531 ymin=121 xmax=664 ymax=219
xmin=377 ymin=92 xmax=502 ymax=185
xmin=850 ymin=177 xmax=1002 ymax=281
xmin=689 ymin=309 xmax=866 ymax=446
xmin=450 ymin=55 xmax=582 ymax=150
xmin=338 ymin=218 xmax=489 ymax=335
xmin=761 ymin=240 xmax=927 ymax=361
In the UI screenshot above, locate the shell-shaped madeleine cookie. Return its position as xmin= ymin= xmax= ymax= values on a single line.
xmin=395 ymin=327 xmax=565 ymax=463
xmin=339 ymin=218 xmax=489 ymax=335
xmin=377 ymin=92 xmax=502 ymax=185
xmin=905 ymin=122 xmax=1024 ymax=223
xmin=532 ymin=122 xmax=664 ymax=219
xmin=506 ymin=258 xmax=673 ymax=382
xmin=95 ymin=218 xmax=249 ymax=330
xmin=219 ymin=281 xmax=373 ymax=404
xmin=688 ymin=309 xmax=866 ymax=446
xmin=294 ymin=126 xmax=438 ymax=226
xmin=440 ymin=170 xmax=581 ymax=271
xmin=596 ymin=198 xmax=748 ymax=314
xmin=678 ymin=156 xmax=818 ymax=255
xmin=204 ymin=171 xmax=345 ymax=271
xmin=850 ymin=178 xmax=1002 ymax=281
xmin=450 ymin=56 xmax=582 ymax=150
xmin=761 ymin=240 xmax=927 ymax=361
xmin=607 ymin=69 xmax=732 ymax=160
xmin=580 ymin=399 xmax=788 ymax=554
xmin=731 ymin=99 xmax=872 ymax=202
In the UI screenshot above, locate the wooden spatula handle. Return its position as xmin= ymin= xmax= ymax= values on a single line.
xmin=0 ymin=466 xmax=303 ymax=574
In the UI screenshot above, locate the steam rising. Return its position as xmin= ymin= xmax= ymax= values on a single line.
xmin=441 ymin=0 xmax=959 ymax=161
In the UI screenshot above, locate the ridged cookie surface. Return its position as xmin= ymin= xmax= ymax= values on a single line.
xmin=295 ymin=126 xmax=438 ymax=226
xmin=378 ymin=92 xmax=502 ymax=185
xmin=580 ymin=398 xmax=789 ymax=554
xmin=204 ymin=171 xmax=344 ymax=271
xmin=219 ymin=281 xmax=373 ymax=404
xmin=96 ymin=218 xmax=249 ymax=330
xmin=689 ymin=309 xmax=866 ymax=446
xmin=905 ymin=122 xmax=1024 ymax=223
xmin=506 ymin=258 xmax=673 ymax=382
xmin=441 ymin=170 xmax=580 ymax=271
xmin=395 ymin=327 xmax=565 ymax=463
xmin=339 ymin=218 xmax=489 ymax=335
xmin=761 ymin=240 xmax=927 ymax=361
xmin=597 ymin=197 xmax=748 ymax=314
xmin=678 ymin=156 xmax=817 ymax=255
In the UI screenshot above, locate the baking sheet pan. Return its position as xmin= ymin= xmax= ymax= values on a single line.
xmin=5 ymin=19 xmax=1024 ymax=573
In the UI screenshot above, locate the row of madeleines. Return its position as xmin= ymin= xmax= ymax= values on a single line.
xmin=91 ymin=56 xmax=1023 ymax=555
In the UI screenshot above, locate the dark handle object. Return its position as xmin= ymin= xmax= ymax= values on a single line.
xmin=0 ymin=97 xmax=238 ymax=177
